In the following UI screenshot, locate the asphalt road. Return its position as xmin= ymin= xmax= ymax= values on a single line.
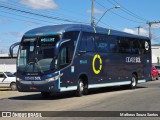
xmin=0 ymin=80 xmax=160 ymax=120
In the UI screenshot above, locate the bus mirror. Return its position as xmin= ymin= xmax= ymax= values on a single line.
xmin=9 ymin=42 xmax=20 ymax=57
xmin=78 ymin=50 xmax=87 ymax=55
xmin=60 ymin=39 xmax=71 ymax=46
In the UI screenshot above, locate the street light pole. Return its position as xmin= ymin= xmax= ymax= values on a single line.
xmin=95 ymin=6 xmax=120 ymax=26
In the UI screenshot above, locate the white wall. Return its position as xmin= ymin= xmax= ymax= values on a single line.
xmin=152 ymin=45 xmax=160 ymax=64
xmin=0 ymin=64 xmax=16 ymax=73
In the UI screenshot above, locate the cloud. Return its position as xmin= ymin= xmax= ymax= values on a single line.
xmin=123 ymin=28 xmax=148 ymax=37
xmin=152 ymin=23 xmax=160 ymax=28
xmin=87 ymin=8 xmax=104 ymax=14
xmin=20 ymin=0 xmax=58 ymax=10
xmin=123 ymin=28 xmax=136 ymax=34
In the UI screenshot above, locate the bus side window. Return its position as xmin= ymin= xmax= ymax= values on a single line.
xmin=59 ymin=47 xmax=69 ymax=67
xmin=79 ymin=32 xmax=95 ymax=52
xmin=132 ymin=39 xmax=141 ymax=54
xmin=107 ymin=36 xmax=118 ymax=53
xmin=63 ymin=31 xmax=80 ymax=60
xmin=118 ymin=37 xmax=132 ymax=54
xmin=95 ymin=34 xmax=109 ymax=53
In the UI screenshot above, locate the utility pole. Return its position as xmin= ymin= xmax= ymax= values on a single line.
xmin=91 ymin=0 xmax=94 ymax=27
xmin=147 ymin=21 xmax=160 ymax=40
xmin=136 ymin=26 xmax=142 ymax=35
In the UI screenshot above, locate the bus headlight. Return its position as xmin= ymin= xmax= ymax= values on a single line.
xmin=48 ymin=77 xmax=56 ymax=81
xmin=47 ymin=73 xmax=63 ymax=82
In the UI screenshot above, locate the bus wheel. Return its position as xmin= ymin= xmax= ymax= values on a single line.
xmin=41 ymin=92 xmax=51 ymax=98
xmin=76 ymin=79 xmax=85 ymax=97
xmin=130 ymin=75 xmax=137 ymax=89
xmin=156 ymin=76 xmax=159 ymax=80
xmin=10 ymin=82 xmax=17 ymax=91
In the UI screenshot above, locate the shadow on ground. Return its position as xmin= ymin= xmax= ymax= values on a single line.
xmin=0 ymin=88 xmax=11 ymax=91
xmin=8 ymin=85 xmax=147 ymax=101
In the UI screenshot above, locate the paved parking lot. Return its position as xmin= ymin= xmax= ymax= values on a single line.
xmin=0 ymin=80 xmax=160 ymax=120
xmin=0 ymin=88 xmax=38 ymax=100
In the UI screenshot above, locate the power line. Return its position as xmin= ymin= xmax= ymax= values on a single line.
xmin=1 ymin=1 xmax=117 ymax=30
xmin=5 ymin=1 xmax=91 ymax=25
xmin=8 ymin=1 xmax=91 ymax=24
xmin=0 ymin=11 xmax=57 ymax=25
xmin=95 ymin=0 xmax=144 ymax=24
xmin=107 ymin=0 xmax=148 ymax=22
xmin=147 ymin=21 xmax=160 ymax=40
xmin=0 ymin=5 xmax=89 ymax=24
xmin=6 ymin=1 xmax=116 ymax=29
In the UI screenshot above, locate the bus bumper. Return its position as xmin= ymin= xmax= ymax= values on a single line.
xmin=16 ymin=80 xmax=60 ymax=92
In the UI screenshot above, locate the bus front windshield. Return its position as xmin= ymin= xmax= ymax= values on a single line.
xmin=17 ymin=35 xmax=60 ymax=74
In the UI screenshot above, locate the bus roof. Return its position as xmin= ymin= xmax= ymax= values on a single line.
xmin=24 ymin=24 xmax=149 ymax=40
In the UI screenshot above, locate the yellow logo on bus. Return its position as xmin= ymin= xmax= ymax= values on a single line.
xmin=92 ymin=54 xmax=102 ymax=74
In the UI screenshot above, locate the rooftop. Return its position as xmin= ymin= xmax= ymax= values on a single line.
xmin=24 ymin=24 xmax=149 ymax=40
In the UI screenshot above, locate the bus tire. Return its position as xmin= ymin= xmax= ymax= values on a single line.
xmin=130 ymin=75 xmax=137 ymax=89
xmin=10 ymin=82 xmax=17 ymax=91
xmin=156 ymin=77 xmax=159 ymax=80
xmin=76 ymin=79 xmax=86 ymax=97
xmin=41 ymin=92 xmax=51 ymax=98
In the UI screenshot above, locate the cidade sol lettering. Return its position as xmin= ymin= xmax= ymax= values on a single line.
xmin=126 ymin=57 xmax=141 ymax=63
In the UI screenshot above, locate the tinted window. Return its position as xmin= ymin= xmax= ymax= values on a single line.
xmin=0 ymin=74 xmax=4 ymax=78
xmin=63 ymin=31 xmax=79 ymax=47
xmin=59 ymin=47 xmax=69 ymax=65
xmin=79 ymin=32 xmax=95 ymax=52
xmin=4 ymin=72 xmax=15 ymax=77
xmin=118 ymin=37 xmax=132 ymax=53
xmin=95 ymin=34 xmax=108 ymax=52
xmin=95 ymin=35 xmax=118 ymax=53
xmin=131 ymin=39 xmax=141 ymax=54
xmin=107 ymin=36 xmax=118 ymax=53
xmin=62 ymin=31 xmax=80 ymax=62
xmin=155 ymin=66 xmax=160 ymax=69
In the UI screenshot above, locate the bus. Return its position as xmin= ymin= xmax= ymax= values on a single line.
xmin=10 ymin=24 xmax=151 ymax=97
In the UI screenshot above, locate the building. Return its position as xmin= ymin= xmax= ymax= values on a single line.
xmin=152 ymin=44 xmax=160 ymax=66
xmin=0 ymin=54 xmax=16 ymax=73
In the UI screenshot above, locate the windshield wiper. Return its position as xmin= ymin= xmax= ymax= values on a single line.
xmin=35 ymin=58 xmax=44 ymax=74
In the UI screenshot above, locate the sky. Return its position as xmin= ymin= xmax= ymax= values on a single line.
xmin=0 ymin=0 xmax=160 ymax=53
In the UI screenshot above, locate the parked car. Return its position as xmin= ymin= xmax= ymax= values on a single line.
xmin=155 ymin=65 xmax=160 ymax=77
xmin=151 ymin=65 xmax=159 ymax=80
xmin=0 ymin=72 xmax=17 ymax=90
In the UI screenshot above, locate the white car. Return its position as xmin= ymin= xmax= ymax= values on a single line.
xmin=0 ymin=72 xmax=17 ymax=90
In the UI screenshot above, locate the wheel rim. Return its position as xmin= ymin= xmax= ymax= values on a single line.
xmin=79 ymin=81 xmax=84 ymax=92
xmin=132 ymin=77 xmax=136 ymax=87
xmin=11 ymin=84 xmax=16 ymax=90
